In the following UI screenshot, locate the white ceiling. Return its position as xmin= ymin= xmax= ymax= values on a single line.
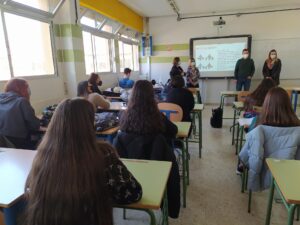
xmin=119 ymin=0 xmax=300 ymax=17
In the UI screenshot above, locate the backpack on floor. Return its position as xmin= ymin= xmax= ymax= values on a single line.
xmin=210 ymin=107 xmax=223 ymax=128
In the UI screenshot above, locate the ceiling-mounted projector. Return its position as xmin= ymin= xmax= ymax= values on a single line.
xmin=213 ymin=17 xmax=226 ymax=26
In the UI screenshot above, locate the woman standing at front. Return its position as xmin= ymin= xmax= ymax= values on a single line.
xmin=170 ymin=57 xmax=185 ymax=79
xmin=262 ymin=49 xmax=282 ymax=85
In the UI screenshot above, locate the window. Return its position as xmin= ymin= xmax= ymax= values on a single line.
xmin=0 ymin=13 xmax=10 ymax=80
xmin=11 ymin=0 xmax=61 ymax=12
xmin=119 ymin=41 xmax=139 ymax=71
xmin=4 ymin=13 xmax=54 ymax=77
xmin=0 ymin=0 xmax=60 ymax=81
xmin=94 ymin=36 xmax=110 ymax=72
xmin=82 ymin=31 xmax=111 ymax=74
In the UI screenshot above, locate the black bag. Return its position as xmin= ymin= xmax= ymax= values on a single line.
xmin=210 ymin=107 xmax=223 ymax=128
xmin=95 ymin=112 xmax=119 ymax=132
xmin=40 ymin=104 xmax=58 ymax=127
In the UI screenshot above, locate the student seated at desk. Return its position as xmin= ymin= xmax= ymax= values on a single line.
xmin=24 ymin=98 xmax=142 ymax=225
xmin=88 ymin=72 xmax=103 ymax=95
xmin=244 ymin=78 xmax=276 ymax=113
xmin=243 ymin=78 xmax=276 ymax=131
xmin=0 ymin=78 xmax=40 ymax=149
xmin=166 ymin=75 xmax=195 ymax=122
xmin=119 ymin=68 xmax=134 ymax=89
xmin=77 ymin=81 xmax=110 ymax=111
xmin=113 ymin=80 xmax=180 ymax=218
xmin=238 ymin=87 xmax=300 ymax=189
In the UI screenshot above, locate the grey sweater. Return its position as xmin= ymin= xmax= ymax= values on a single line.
xmin=0 ymin=92 xmax=40 ymax=139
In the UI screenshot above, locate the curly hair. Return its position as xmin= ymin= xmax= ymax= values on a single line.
xmin=120 ymin=80 xmax=165 ymax=134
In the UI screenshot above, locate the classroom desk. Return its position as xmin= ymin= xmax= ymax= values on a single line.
xmin=190 ymin=104 xmax=204 ymax=158
xmin=0 ymin=149 xmax=171 ymax=225
xmin=173 ymin=121 xmax=191 ymax=208
xmin=265 ymin=159 xmax=300 ymax=225
xmin=109 ymin=102 xmax=127 ymax=111
xmin=119 ymin=159 xmax=171 ymax=225
xmin=235 ymin=117 xmax=253 ymax=155
xmin=0 ymin=149 xmax=37 ymax=225
xmin=220 ymin=91 xmax=239 ymax=119
xmin=95 ymin=126 xmax=120 ymax=143
xmin=231 ymin=101 xmax=244 ymax=146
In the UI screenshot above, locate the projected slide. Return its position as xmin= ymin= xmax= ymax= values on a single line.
xmin=190 ymin=35 xmax=251 ymax=78
xmin=195 ymin=43 xmax=245 ymax=72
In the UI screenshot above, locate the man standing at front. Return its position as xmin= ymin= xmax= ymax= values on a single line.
xmin=234 ymin=49 xmax=255 ymax=91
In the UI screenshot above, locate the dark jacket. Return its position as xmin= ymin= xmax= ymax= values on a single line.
xmin=101 ymin=143 xmax=142 ymax=204
xmin=234 ymin=58 xmax=255 ymax=80
xmin=170 ymin=65 xmax=185 ymax=78
xmin=91 ymin=84 xmax=102 ymax=95
xmin=262 ymin=59 xmax=282 ymax=85
xmin=113 ymin=133 xmax=181 ymax=218
xmin=166 ymin=88 xmax=195 ymax=121
xmin=0 ymin=92 xmax=40 ymax=139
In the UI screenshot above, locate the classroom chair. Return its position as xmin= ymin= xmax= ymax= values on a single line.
xmin=239 ymin=126 xmax=300 ymax=214
xmin=158 ymin=103 xmax=183 ymax=122
xmin=237 ymin=91 xmax=250 ymax=102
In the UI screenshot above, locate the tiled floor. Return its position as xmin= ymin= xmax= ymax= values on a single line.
xmin=114 ymin=105 xmax=300 ymax=225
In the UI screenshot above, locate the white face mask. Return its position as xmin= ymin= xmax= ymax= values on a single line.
xmin=178 ymin=62 xmax=181 ymax=66
xmin=242 ymin=54 xmax=249 ymax=59
xmin=191 ymin=62 xmax=196 ymax=66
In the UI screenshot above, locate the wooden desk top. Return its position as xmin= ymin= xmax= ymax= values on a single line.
xmin=266 ymin=159 xmax=300 ymax=204
xmin=95 ymin=126 xmax=120 ymax=135
xmin=233 ymin=101 xmax=244 ymax=109
xmin=173 ymin=122 xmax=191 ymax=138
xmin=109 ymin=102 xmax=127 ymax=111
xmin=220 ymin=91 xmax=238 ymax=96
xmin=0 ymin=149 xmax=37 ymax=208
xmin=192 ymin=104 xmax=204 ymax=112
xmin=121 ymin=159 xmax=171 ymax=209
xmin=282 ymin=87 xmax=300 ymax=92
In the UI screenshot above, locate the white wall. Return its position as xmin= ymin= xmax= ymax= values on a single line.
xmin=147 ymin=10 xmax=300 ymax=103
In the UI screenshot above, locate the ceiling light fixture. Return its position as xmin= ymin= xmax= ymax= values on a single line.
xmin=166 ymin=0 xmax=181 ymax=20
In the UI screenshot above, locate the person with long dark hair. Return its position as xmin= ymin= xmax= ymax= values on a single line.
xmin=88 ymin=72 xmax=103 ymax=95
xmin=262 ymin=49 xmax=282 ymax=85
xmin=25 ymin=98 xmax=142 ymax=225
xmin=238 ymin=87 xmax=300 ymax=191
xmin=114 ymin=80 xmax=180 ymax=218
xmin=244 ymin=78 xmax=276 ymax=112
xmin=77 ymin=81 xmax=110 ymax=111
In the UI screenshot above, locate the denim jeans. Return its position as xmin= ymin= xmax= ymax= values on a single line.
xmin=236 ymin=78 xmax=251 ymax=91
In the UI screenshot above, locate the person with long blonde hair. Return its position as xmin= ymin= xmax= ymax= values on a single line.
xmin=262 ymin=49 xmax=282 ymax=85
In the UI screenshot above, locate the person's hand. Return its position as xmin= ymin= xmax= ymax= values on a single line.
xmin=181 ymin=72 xmax=184 ymax=76
xmin=233 ymin=79 xmax=237 ymax=83
xmin=247 ymin=76 xmax=251 ymax=79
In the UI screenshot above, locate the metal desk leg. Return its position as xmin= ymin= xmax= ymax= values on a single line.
xmin=186 ymin=137 xmax=190 ymax=185
xmin=238 ymin=127 xmax=244 ymax=154
xmin=198 ymin=111 xmax=202 ymax=158
xmin=162 ymin=191 xmax=169 ymax=225
xmin=232 ymin=108 xmax=237 ymax=145
xmin=179 ymin=139 xmax=187 ymax=208
xmin=265 ymin=178 xmax=275 ymax=225
xmin=287 ymin=204 xmax=297 ymax=225
xmin=235 ymin=123 xmax=240 ymax=155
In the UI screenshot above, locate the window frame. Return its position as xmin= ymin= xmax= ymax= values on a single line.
xmin=0 ymin=1 xmax=61 ymax=81
xmin=118 ymin=40 xmax=139 ymax=72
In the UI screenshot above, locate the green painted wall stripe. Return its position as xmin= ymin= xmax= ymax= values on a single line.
xmin=150 ymin=56 xmax=189 ymax=64
xmin=140 ymin=57 xmax=147 ymax=64
xmin=57 ymin=50 xmax=84 ymax=62
xmin=54 ymin=24 xmax=83 ymax=38
xmin=153 ymin=44 xmax=189 ymax=51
